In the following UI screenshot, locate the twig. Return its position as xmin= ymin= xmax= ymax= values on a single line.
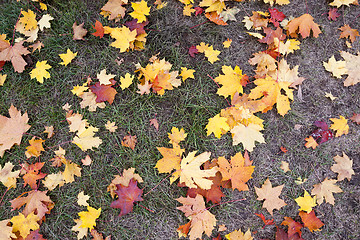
xmin=26 ymin=0 xmax=41 ymax=13
xmin=205 ymin=198 xmax=246 ymax=211
xmin=0 ymin=188 xmax=9 ymax=206
xmin=143 ymin=172 xmax=173 ymax=197
xmin=190 ymin=20 xmax=210 ymax=29
xmin=11 ymin=8 xmax=23 ymax=46
xmin=46 ymin=140 xmax=72 ymax=150
xmin=207 ymin=74 xmax=232 ymax=107
xmin=138 ymin=204 xmax=155 ymax=213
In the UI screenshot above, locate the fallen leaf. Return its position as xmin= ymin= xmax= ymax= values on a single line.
xmin=225 ymin=228 xmax=253 ymax=240
xmin=79 ymin=206 xmax=101 ymax=230
xmin=0 ymin=162 xmax=20 ymax=189
xmin=0 ymin=220 xmax=16 ymax=239
xmin=206 ymin=114 xmax=230 ymax=138
xmin=281 ymin=217 xmax=303 ymax=238
xmin=29 ymin=41 xmax=44 ymax=53
xmin=280 ymin=161 xmax=290 ymax=172
xmin=105 ymin=121 xmax=118 ymax=132
xmin=107 ymin=168 xmax=143 ymax=198
xmin=72 ymin=22 xmax=88 ymax=40
xmin=22 ymin=162 xmax=46 ymax=189
xmin=331 ymin=152 xmax=355 ymax=181
xmin=130 ymin=0 xmax=150 ymax=23
xmin=350 ymin=113 xmax=360 ymax=124
xmin=287 ymin=13 xmax=321 ymax=38
xmin=42 ymin=173 xmax=64 ymax=190
xmin=149 ymin=118 xmax=159 ymax=131
xmin=0 ymin=41 xmax=30 ymax=72
xmin=77 ymin=191 xmax=90 ymax=206
xmin=255 ymin=213 xmax=275 ymax=228
xmin=255 ymin=178 xmax=287 ymax=215
xmin=101 ymin=0 xmax=126 ymax=21
xmin=231 ymin=123 xmax=265 ymax=151
xmin=183 ymin=4 xmax=195 ymax=16
xmin=340 ymin=51 xmax=360 ymax=86
xmin=10 ymin=212 xmax=40 ymax=238
xmin=311 ymin=178 xmax=342 ymax=205
xmin=72 ymin=126 xmax=102 ymax=151
xmin=295 ymin=190 xmax=317 ymax=213
xmin=90 ymin=80 xmax=117 ymax=104
xmin=188 ymin=45 xmax=199 ymax=57
xmin=110 ymin=179 xmax=143 ymax=216
xmin=38 ymin=14 xmax=54 ymax=31
xmin=329 ymin=115 xmax=349 ymax=137
xmin=120 ymin=73 xmax=134 ymax=89
xmin=59 ymin=49 xmax=77 ymax=66
xmin=223 ymin=38 xmax=232 ymax=48
xmin=81 ymin=155 xmax=92 ymax=166
xmin=121 ymin=134 xmax=137 ymax=150
xmin=325 ymin=92 xmax=337 ymax=101
xmin=92 ymin=20 xmax=104 ymax=38
xmin=97 ymin=69 xmax=116 ymax=85
xmin=339 ymin=24 xmax=359 ymax=43
xmin=299 ymin=210 xmax=324 ymax=232
xmin=328 ymin=8 xmax=341 ymax=21
xmin=205 ymin=12 xmax=227 ymax=26
xmin=330 ymin=0 xmax=359 ymax=8
xmin=219 ymin=7 xmax=240 ymax=22
xmin=29 ymin=60 xmax=51 ymax=83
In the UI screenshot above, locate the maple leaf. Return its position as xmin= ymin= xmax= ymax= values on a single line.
xmin=81 ymin=155 xmax=92 ymax=166
xmin=287 ymin=14 xmax=322 ymax=38
xmin=220 ymin=7 xmax=240 ymax=22
xmin=80 ymin=91 xmax=107 ymax=111
xmin=255 ymin=213 xmax=275 ymax=228
xmin=42 ymin=173 xmax=64 ymax=190
xmin=90 ymin=229 xmax=111 ymax=240
xmin=107 ymin=168 xmax=143 ymax=198
xmin=179 ymin=67 xmax=195 ymax=81
xmin=72 ymin=126 xmax=102 ymax=151
xmin=72 ymin=219 xmax=88 ymax=240
xmin=171 ymin=151 xmax=218 ymax=189
xmin=38 ymin=14 xmax=54 ymax=31
xmin=25 ymin=137 xmax=45 ymax=158
xmin=188 ymin=45 xmax=199 ymax=57
xmin=214 ymin=65 xmax=248 ymax=99
xmin=269 ymin=8 xmax=286 ymax=27
xmin=0 ymin=162 xmax=20 ymax=189
xmin=269 ymin=59 xmax=304 ymax=88
xmin=137 ymin=80 xmax=152 ymax=95
xmin=299 ymin=210 xmax=324 ymax=232
xmin=328 ymin=8 xmax=341 ymax=21
xmin=339 ymin=24 xmax=359 ymax=43
xmin=130 ymin=0 xmax=150 ymax=23
xmin=310 ymin=120 xmax=334 ymax=144
xmin=329 ymin=0 xmax=359 ymax=7
xmin=121 ymin=134 xmax=137 ymax=150
xmin=149 ymin=118 xmax=159 ymax=130
xmin=97 ymin=69 xmax=116 ymax=85
xmin=280 ymin=161 xmax=290 ymax=172
xmin=19 ymin=10 xmax=38 ymax=31
xmin=331 ymin=152 xmax=355 ymax=181
xmin=176 ymin=194 xmax=216 ymax=240
xmin=108 ymin=26 xmax=137 ymax=52
xmin=22 ymin=162 xmax=46 ymax=189
xmin=0 ymin=40 xmax=30 ymax=72
xmin=101 ymin=0 xmax=127 ymax=21
xmin=72 ymin=22 xmax=88 ymax=40
xmin=0 ymin=105 xmax=31 ymax=157
xmin=323 ymin=55 xmax=348 ymax=78
xmin=223 ymin=38 xmax=232 ymax=48
xmin=329 ymin=115 xmax=349 ymax=137
xmin=295 ymin=190 xmax=317 ymax=213
xmin=187 ymin=184 xmax=225 ymax=204
xmin=90 ymin=80 xmax=117 ymax=104
xmin=255 ymin=178 xmax=287 ymax=215
xmin=168 ymin=127 xmax=187 ymax=147
xmin=183 ymin=4 xmax=195 ymax=16
xmin=217 ymin=152 xmax=254 ymax=191
xmin=0 ymin=73 xmax=6 ymax=86
xmin=248 ymin=52 xmax=277 ymax=77
xmin=124 ymin=19 xmax=148 ymax=35
xmin=231 ymin=123 xmax=265 ymax=151
xmin=26 ymin=230 xmax=46 ymax=240
xmin=225 ymin=228 xmax=253 ymax=240
xmin=79 ymin=206 xmax=101 ymax=230
xmin=11 ymin=212 xmax=40 ymax=238
xmin=305 ymin=136 xmax=318 ymax=149
xmin=10 ymin=190 xmax=54 ymax=219
xmin=59 ymin=49 xmax=77 ymax=66
xmin=281 ymin=217 xmax=303 ymax=238
xmin=92 ymin=20 xmax=104 ymax=38
xmin=350 ymin=113 xmax=360 ymax=124
xmin=340 ymin=51 xmax=360 ymax=86
xmin=62 ymin=158 xmax=82 ymax=184
xmin=0 ymin=219 xmax=16 ymax=239
xmin=200 ymin=0 xmax=225 ymax=14
xmin=105 ymin=121 xmax=117 ymax=132
xmin=29 ymin=60 xmax=51 ymax=83
xmin=206 ymin=114 xmax=230 ymax=138
xmin=120 ymin=73 xmax=134 ymax=89
xmin=110 ymin=179 xmax=143 ymax=216
xmin=155 ymin=147 xmax=182 ymax=173
xmin=196 ymin=42 xmax=221 ymax=63
xmin=264 ymin=0 xmax=290 ymax=6
xmin=311 ymin=178 xmax=342 ymax=205
xmin=43 ymin=125 xmax=54 ymax=138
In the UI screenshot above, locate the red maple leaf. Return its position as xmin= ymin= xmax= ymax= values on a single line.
xmin=91 ymin=20 xmax=104 ymax=38
xmin=187 ymin=184 xmax=225 ymax=204
xmin=311 ymin=120 xmax=334 ymax=144
xmin=110 ymin=179 xmax=143 ymax=216
xmin=194 ymin=7 xmax=204 ymax=16
xmin=259 ymin=27 xmax=286 ymax=45
xmin=328 ymin=8 xmax=340 ymax=21
xmin=23 ymin=162 xmax=47 ymax=189
xmin=26 ymin=230 xmax=47 ymax=240
xmin=124 ymin=19 xmax=148 ymax=35
xmin=299 ymin=210 xmax=324 ymax=232
xmin=188 ymin=46 xmax=199 ymax=58
xmin=269 ymin=8 xmax=286 ymax=27
xmin=281 ymin=217 xmax=303 ymax=238
xmin=255 ymin=213 xmax=275 ymax=228
xmin=89 ymin=79 xmax=117 ymax=104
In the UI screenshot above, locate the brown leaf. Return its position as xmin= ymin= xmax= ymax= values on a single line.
xmin=339 ymin=24 xmax=359 ymax=43
xmin=72 ymin=22 xmax=88 ymax=40
xmin=0 ymin=41 xmax=30 ymax=72
xmin=89 ymin=80 xmax=117 ymax=104
xmin=350 ymin=113 xmax=360 ymax=124
xmin=287 ymin=14 xmax=321 ymax=38
xmin=101 ymin=0 xmax=126 ymax=20
xmin=255 ymin=178 xmax=287 ymax=215
xmin=328 ymin=8 xmax=340 ymax=21
xmin=149 ymin=118 xmax=159 ymax=131
xmin=121 ymin=134 xmax=137 ymax=150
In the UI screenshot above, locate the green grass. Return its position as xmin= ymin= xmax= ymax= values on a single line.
xmin=1 ymin=0 xmax=360 ymax=239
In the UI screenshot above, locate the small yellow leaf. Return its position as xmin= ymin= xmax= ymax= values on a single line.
xmin=223 ymin=38 xmax=232 ymax=48
xmin=330 ymin=115 xmax=349 ymax=137
xmin=179 ymin=67 xmax=195 ymax=81
xmin=59 ymin=49 xmax=77 ymax=66
xmin=97 ymin=69 xmax=116 ymax=85
xmin=79 ymin=206 xmax=101 ymax=230
xmin=280 ymin=161 xmax=290 ymax=172
xmin=295 ymin=190 xmax=317 ymax=213
xmin=37 ymin=14 xmax=54 ymax=31
xmin=105 ymin=121 xmax=118 ymax=132
xmin=77 ymin=191 xmax=90 ymax=206
xmin=325 ymin=92 xmax=337 ymax=101
xmin=62 ymin=158 xmax=81 ymax=184
xmin=225 ymin=228 xmax=253 ymax=240
xmin=183 ymin=4 xmax=195 ymax=16
xmin=206 ymin=114 xmax=230 ymax=138
xmin=29 ymin=60 xmax=51 ymax=83
xmin=130 ymin=0 xmax=150 ymax=23
xmin=0 ymin=74 xmax=7 ymax=86
xmin=323 ymin=55 xmax=347 ymax=78
xmin=120 ymin=73 xmax=134 ymax=89
xmin=42 ymin=173 xmax=64 ymax=190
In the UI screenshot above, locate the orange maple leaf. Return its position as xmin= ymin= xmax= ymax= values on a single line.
xmin=22 ymin=162 xmax=46 ymax=190
xmin=89 ymin=79 xmax=117 ymax=104
xmin=91 ymin=20 xmax=104 ymax=38
xmin=287 ymin=13 xmax=322 ymax=38
xmin=299 ymin=210 xmax=324 ymax=232
xmin=339 ymin=24 xmax=359 ymax=43
xmin=205 ymin=12 xmax=227 ymax=26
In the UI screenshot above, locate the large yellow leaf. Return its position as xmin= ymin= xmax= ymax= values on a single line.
xmin=130 ymin=0 xmax=150 ymax=23
xmin=295 ymin=190 xmax=317 ymax=213
xmin=206 ymin=114 xmax=230 ymax=138
xmin=330 ymin=0 xmax=358 ymax=7
xmin=72 ymin=126 xmax=102 ymax=151
xmin=329 ymin=115 xmax=349 ymax=137
xmin=171 ymin=151 xmax=218 ymax=190
xmin=61 ymin=158 xmax=81 ymax=184
xmin=10 ymin=212 xmax=39 ymax=238
xmin=78 ymin=206 xmax=101 ymax=230
xmin=214 ymin=65 xmax=247 ymax=99
xmin=155 ymin=147 xmax=182 ymax=173
xmin=230 ymin=123 xmax=265 ymax=152
xmin=29 ymin=60 xmax=52 ymax=83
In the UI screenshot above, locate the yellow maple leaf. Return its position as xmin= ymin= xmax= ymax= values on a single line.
xmin=59 ymin=49 xmax=77 ymax=66
xmin=263 ymin=0 xmax=290 ymax=6
xmin=79 ymin=206 xmax=101 ymax=230
xmin=39 ymin=2 xmax=47 ymax=10
xmin=204 ymin=45 xmax=220 ymax=63
xmin=77 ymin=191 xmax=90 ymax=206
xmin=105 ymin=120 xmax=118 ymax=132
xmin=71 ymin=82 xmax=89 ymax=96
xmin=206 ymin=114 xmax=230 ymax=138
xmin=109 ymin=26 xmax=137 ymax=52
xmin=171 ymin=151 xmax=218 ymax=189
xmin=330 ymin=115 xmax=349 ymax=137
xmin=230 ymin=123 xmax=265 ymax=151
xmin=248 ymin=75 xmax=293 ymax=116
xmin=311 ymin=178 xmax=342 ymax=205
xmin=61 ymin=158 xmax=82 ymax=184
xmin=223 ymin=38 xmax=232 ymax=48
xmin=199 ymin=0 xmax=225 ymax=14
xmin=340 ymin=51 xmax=360 ymax=86
xmin=19 ymin=10 xmax=37 ymax=31
xmin=295 ymin=190 xmax=317 ymax=213
xmin=80 ymin=92 xmax=106 ymax=112
xmin=179 ymin=67 xmax=195 ymax=81
xmin=42 ymin=173 xmax=64 ymax=190
xmin=269 ymin=59 xmax=305 ymax=88
xmin=72 ymin=126 xmax=103 ymax=151
xmin=130 ymin=0 xmax=150 ymax=23
xmin=0 ymin=74 xmax=7 ymax=86
xmin=25 ymin=137 xmax=45 ymax=158
xmin=29 ymin=60 xmax=51 ymax=83
xmin=72 ymin=219 xmax=88 ymax=240
xmin=323 ymin=55 xmax=347 ymax=78
xmin=225 ymin=228 xmax=253 ymax=240
xmin=10 ymin=212 xmax=39 ymax=238
xmin=155 ymin=147 xmax=183 ymax=174
xmin=0 ymin=162 xmax=20 ymax=189
xmin=168 ymin=127 xmax=187 ymax=146
xmin=330 ymin=0 xmax=359 ymax=7
xmin=183 ymin=4 xmax=195 ymax=16
xmin=120 ymin=73 xmax=134 ymax=89
xmin=274 ymin=38 xmax=300 ymax=55
xmin=214 ymin=65 xmax=247 ymax=99
xmin=305 ymin=136 xmax=318 ymax=149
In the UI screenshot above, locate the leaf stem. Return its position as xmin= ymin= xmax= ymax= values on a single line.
xmin=190 ymin=20 xmax=210 ymax=29
xmin=11 ymin=8 xmax=23 ymax=46
xmin=137 ymin=204 xmax=155 ymax=213
xmin=143 ymin=172 xmax=173 ymax=197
